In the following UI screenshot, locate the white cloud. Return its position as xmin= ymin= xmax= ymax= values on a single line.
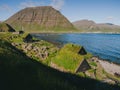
xmin=50 ymin=0 xmax=65 ymax=10
xmin=106 ymin=16 xmax=114 ymax=20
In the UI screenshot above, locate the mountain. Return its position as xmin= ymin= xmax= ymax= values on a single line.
xmin=72 ymin=20 xmax=120 ymax=33
xmin=5 ymin=6 xmax=75 ymax=32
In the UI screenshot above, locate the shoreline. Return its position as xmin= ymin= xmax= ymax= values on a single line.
xmin=27 ymin=31 xmax=120 ymax=34
xmin=93 ymin=56 xmax=120 ymax=65
xmin=92 ymin=56 xmax=120 ymax=75
xmin=31 ymin=33 xmax=120 ymax=76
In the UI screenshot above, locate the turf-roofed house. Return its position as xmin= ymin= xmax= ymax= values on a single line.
xmin=51 ymin=44 xmax=91 ymax=73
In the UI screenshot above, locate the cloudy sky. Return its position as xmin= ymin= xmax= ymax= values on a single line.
xmin=0 ymin=0 xmax=120 ymax=25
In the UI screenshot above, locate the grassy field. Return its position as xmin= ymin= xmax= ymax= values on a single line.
xmin=0 ymin=33 xmax=120 ymax=90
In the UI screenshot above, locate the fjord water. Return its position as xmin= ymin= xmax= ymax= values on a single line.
xmin=33 ymin=33 xmax=120 ymax=64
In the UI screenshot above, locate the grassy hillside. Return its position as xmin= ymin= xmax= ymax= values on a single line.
xmin=0 ymin=33 xmax=120 ymax=90
xmin=0 ymin=39 xmax=76 ymax=90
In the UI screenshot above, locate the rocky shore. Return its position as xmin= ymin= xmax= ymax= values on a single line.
xmin=92 ymin=57 xmax=120 ymax=76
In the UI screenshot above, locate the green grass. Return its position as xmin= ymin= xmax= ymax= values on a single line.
xmin=0 ymin=38 xmax=80 ymax=90
xmin=89 ymin=61 xmax=97 ymax=67
xmin=7 ymin=33 xmax=59 ymax=65
xmin=0 ymin=33 xmax=27 ymax=43
xmin=0 ymin=33 xmax=119 ymax=90
xmin=9 ymin=22 xmax=77 ymax=33
xmin=77 ymin=72 xmax=86 ymax=77
xmin=52 ymin=43 xmax=92 ymax=72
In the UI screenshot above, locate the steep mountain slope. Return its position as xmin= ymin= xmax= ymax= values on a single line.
xmin=73 ymin=20 xmax=120 ymax=32
xmin=6 ymin=6 xmax=75 ymax=32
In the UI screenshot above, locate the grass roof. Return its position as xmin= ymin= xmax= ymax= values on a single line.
xmin=51 ymin=43 xmax=92 ymax=72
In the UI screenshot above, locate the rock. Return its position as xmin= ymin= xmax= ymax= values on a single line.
xmin=41 ymin=46 xmax=47 ymax=51
xmin=102 ymin=79 xmax=115 ymax=84
xmin=11 ymin=43 xmax=16 ymax=46
xmin=41 ymin=54 xmax=45 ymax=59
xmin=12 ymin=41 xmax=57 ymax=61
xmin=26 ymin=44 xmax=32 ymax=51
xmin=114 ymin=72 xmax=120 ymax=78
xmin=36 ymin=51 xmax=49 ymax=60
xmin=21 ymin=44 xmax=26 ymax=49
xmin=45 ymin=51 xmax=49 ymax=57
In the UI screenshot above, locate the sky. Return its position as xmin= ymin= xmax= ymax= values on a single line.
xmin=0 ymin=0 xmax=120 ymax=25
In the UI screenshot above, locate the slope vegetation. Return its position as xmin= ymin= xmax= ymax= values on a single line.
xmin=0 ymin=33 xmax=119 ymax=90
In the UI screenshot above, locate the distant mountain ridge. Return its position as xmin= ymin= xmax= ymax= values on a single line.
xmin=73 ymin=20 xmax=120 ymax=33
xmin=6 ymin=6 xmax=75 ymax=32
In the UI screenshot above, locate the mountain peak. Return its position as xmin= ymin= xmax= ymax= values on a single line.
xmin=5 ymin=6 xmax=75 ymax=32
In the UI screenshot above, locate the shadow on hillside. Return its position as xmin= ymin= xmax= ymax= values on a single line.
xmin=0 ymin=41 xmax=120 ymax=90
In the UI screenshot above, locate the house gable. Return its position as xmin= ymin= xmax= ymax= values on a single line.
xmin=78 ymin=46 xmax=87 ymax=55
xmin=24 ymin=34 xmax=33 ymax=43
xmin=76 ymin=59 xmax=91 ymax=73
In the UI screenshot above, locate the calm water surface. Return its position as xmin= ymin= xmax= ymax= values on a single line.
xmin=32 ymin=33 xmax=120 ymax=64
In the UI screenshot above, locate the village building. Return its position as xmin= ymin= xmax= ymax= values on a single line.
xmin=24 ymin=34 xmax=33 ymax=43
xmin=75 ymin=59 xmax=91 ymax=73
xmin=19 ymin=30 xmax=24 ymax=34
xmin=51 ymin=44 xmax=91 ymax=73
xmin=78 ymin=46 xmax=87 ymax=55
xmin=0 ymin=23 xmax=15 ymax=32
